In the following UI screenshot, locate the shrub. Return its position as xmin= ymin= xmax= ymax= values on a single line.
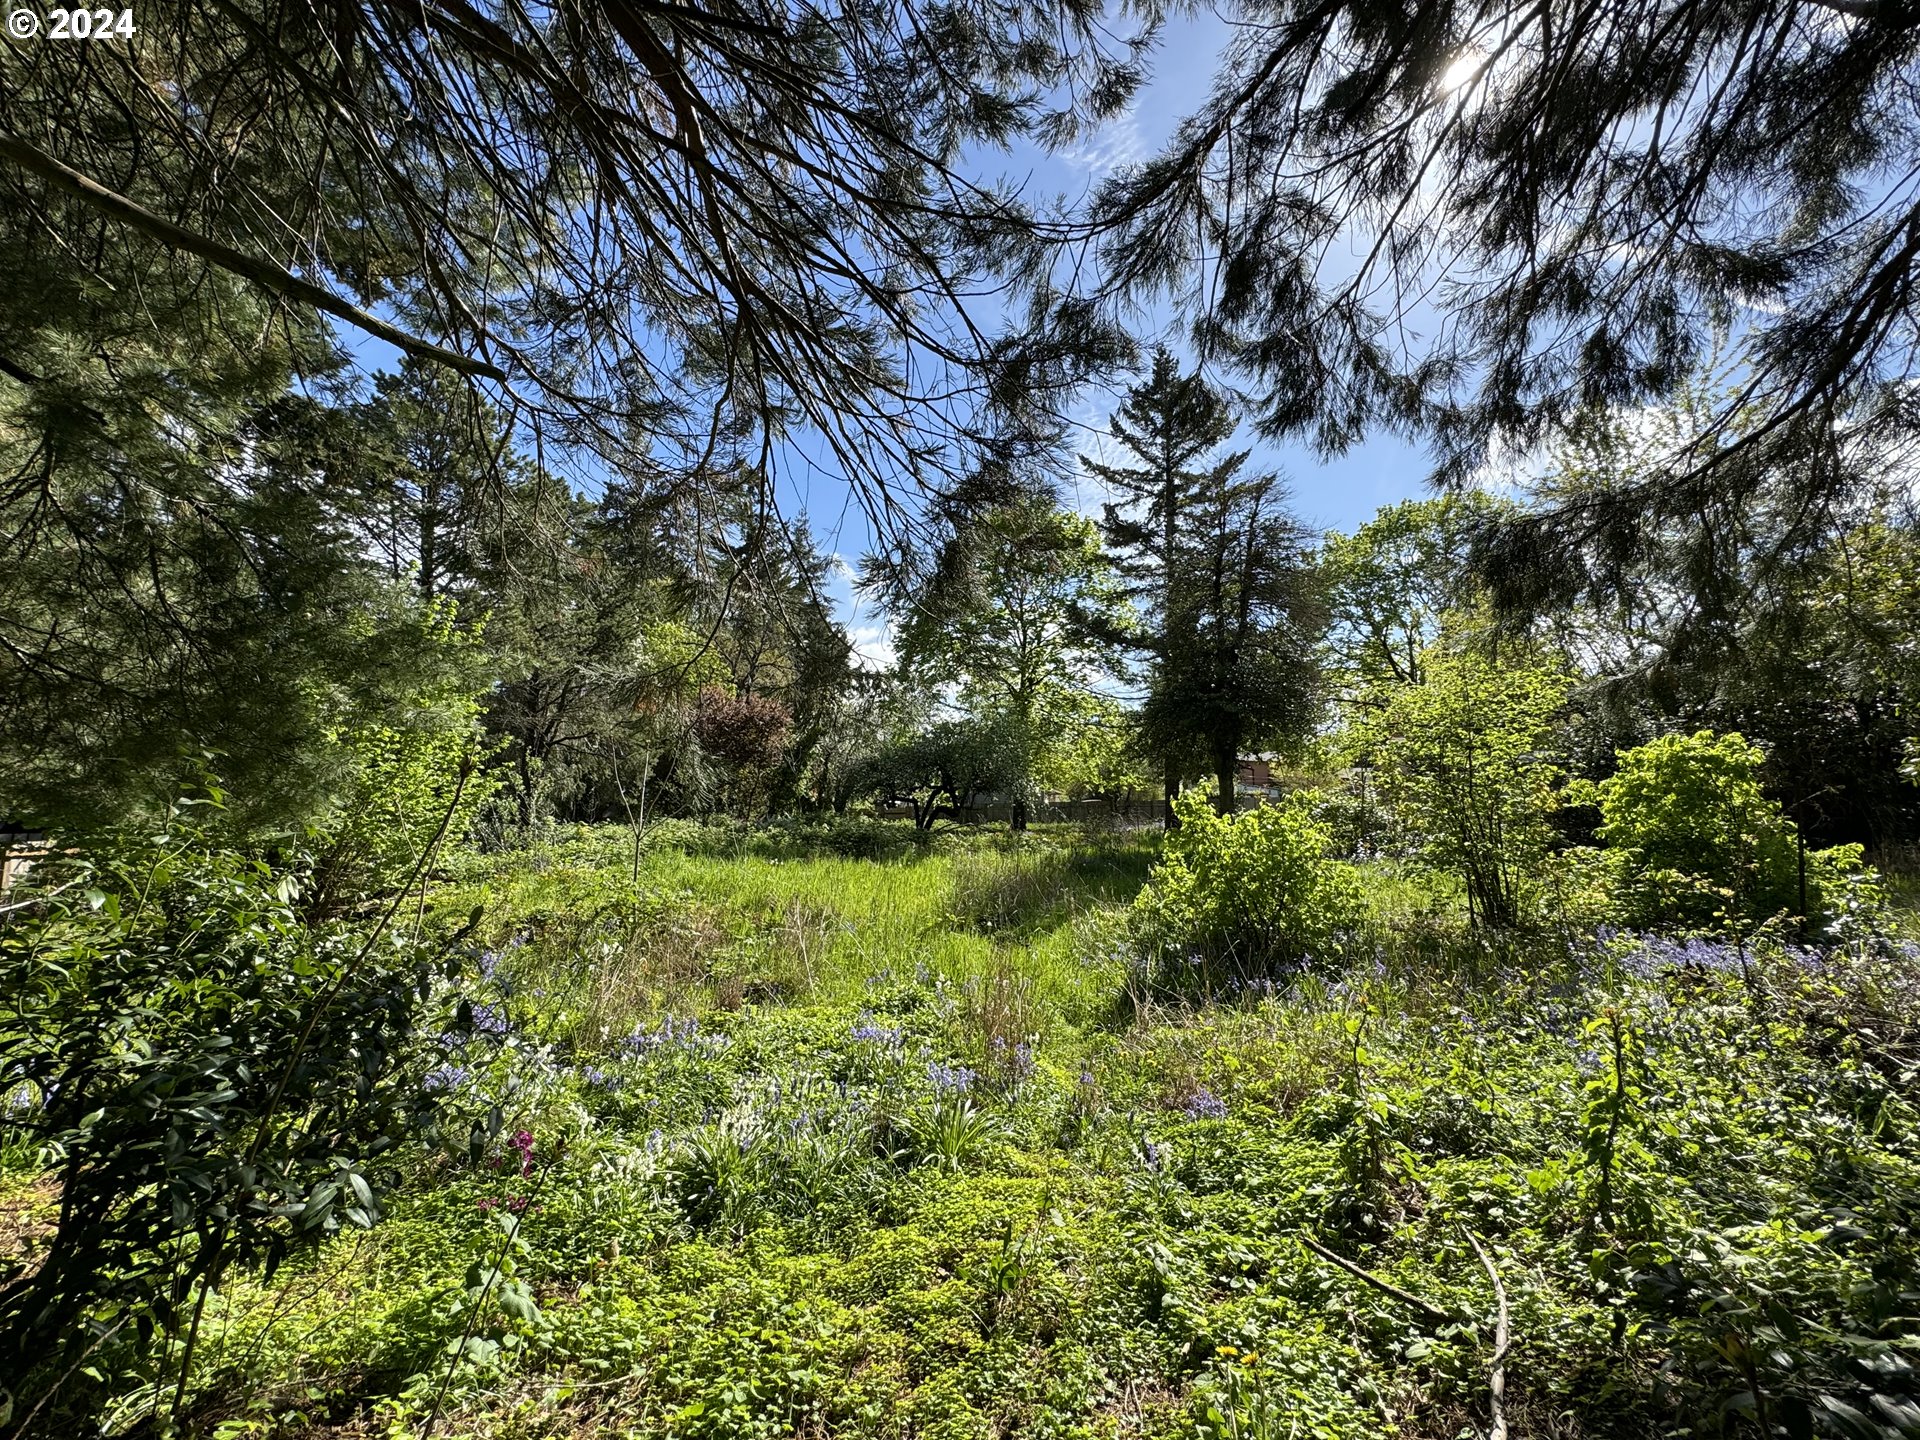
xmin=309 ymin=602 xmax=495 ymax=909
xmin=0 ymin=806 xmax=456 ymax=1413
xmin=693 ymin=688 xmax=793 ymax=817
xmin=1349 ymin=647 xmax=1571 ymax=929
xmin=1588 ymin=730 xmax=1877 ymax=932
xmin=1131 ymin=790 xmax=1363 ymax=987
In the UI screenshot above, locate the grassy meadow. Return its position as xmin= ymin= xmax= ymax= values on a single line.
xmin=5 ymin=820 xmax=1918 ymax=1440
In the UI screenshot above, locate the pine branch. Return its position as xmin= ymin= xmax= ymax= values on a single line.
xmin=0 ymin=131 xmax=507 ymax=382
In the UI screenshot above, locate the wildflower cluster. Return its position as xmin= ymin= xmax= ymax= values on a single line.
xmin=1179 ymin=1088 xmax=1228 ymax=1120
xmin=1596 ymin=929 xmax=1824 ymax=979
xmin=987 ymin=1035 xmax=1036 ymax=1086
xmin=424 ymin=1064 xmax=471 ymax=1093
xmin=927 ymin=1061 xmax=977 ymax=1095
xmin=849 ymin=1014 xmax=905 ymax=1048
xmin=620 ymin=1014 xmax=704 ymax=1059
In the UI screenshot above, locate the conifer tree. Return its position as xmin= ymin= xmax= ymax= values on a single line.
xmin=1150 ymin=464 xmax=1323 ymax=815
xmin=1082 ymin=351 xmax=1235 ymax=823
xmin=1089 ymin=0 xmax=1920 ymax=605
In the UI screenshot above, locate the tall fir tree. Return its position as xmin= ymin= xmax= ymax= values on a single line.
xmin=1082 ymin=350 xmax=1235 ymax=824
xmin=1149 ymin=463 xmax=1324 ymax=815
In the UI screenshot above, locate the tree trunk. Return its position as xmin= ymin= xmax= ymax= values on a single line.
xmin=1214 ymin=743 xmax=1237 ymax=816
xmin=1164 ymin=763 xmax=1181 ymax=830
xmin=516 ymin=749 xmax=535 ymax=829
xmin=1010 ymin=795 xmax=1028 ymax=832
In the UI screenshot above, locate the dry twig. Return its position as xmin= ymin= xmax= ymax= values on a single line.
xmin=1466 ymin=1231 xmax=1511 ymax=1440
xmin=1298 ymin=1233 xmax=1457 ymax=1328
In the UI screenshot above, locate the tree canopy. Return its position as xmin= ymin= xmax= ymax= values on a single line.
xmin=1086 ymin=0 xmax=1920 ymax=608
xmin=0 ymin=0 xmax=1136 ymax=527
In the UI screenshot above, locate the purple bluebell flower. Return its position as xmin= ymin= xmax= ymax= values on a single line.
xmin=1180 ymin=1088 xmax=1228 ymax=1120
xmin=927 ymin=1061 xmax=976 ymax=1095
xmin=424 ymin=1064 xmax=470 ymax=1093
xmin=850 ymin=1014 xmax=905 ymax=1047
xmin=621 ymin=1014 xmax=702 ymax=1058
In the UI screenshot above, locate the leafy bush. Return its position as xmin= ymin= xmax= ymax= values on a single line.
xmin=309 ymin=603 xmax=495 ymax=908
xmin=0 ymin=806 xmax=458 ymax=1417
xmin=1131 ymin=790 xmax=1363 ymax=987
xmin=1587 ymin=730 xmax=1878 ymax=932
xmin=1349 ymin=647 xmax=1571 ymax=928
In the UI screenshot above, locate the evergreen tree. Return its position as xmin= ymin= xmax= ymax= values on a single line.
xmin=0 ymin=381 xmax=481 ymax=836
xmin=1150 ymin=464 xmax=1323 ymax=816
xmin=1081 ymin=350 xmax=1235 ymax=824
xmin=1 ymin=0 xmax=1134 ymax=518
xmin=348 ymin=359 xmax=515 ymax=603
xmin=1090 ymin=0 xmax=1920 ymax=599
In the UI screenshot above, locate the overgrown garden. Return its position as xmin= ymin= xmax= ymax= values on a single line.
xmin=6 ymin=1 xmax=1920 ymax=1436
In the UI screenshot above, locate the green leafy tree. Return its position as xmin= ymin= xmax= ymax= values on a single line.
xmin=1034 ymin=691 xmax=1155 ymax=808
xmin=893 ymin=498 xmax=1126 ymax=829
xmin=1353 ymin=647 xmax=1572 ymax=929
xmin=857 ymin=715 xmax=1022 ymax=831
xmin=308 ymin=603 xmax=496 ymax=912
xmin=1321 ymin=495 xmax=1504 ymax=692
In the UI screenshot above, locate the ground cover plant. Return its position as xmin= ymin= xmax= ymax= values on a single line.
xmin=4 ymin=813 xmax=1914 ymax=1440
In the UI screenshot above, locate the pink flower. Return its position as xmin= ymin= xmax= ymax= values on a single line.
xmin=510 ymin=1129 xmax=535 ymax=1177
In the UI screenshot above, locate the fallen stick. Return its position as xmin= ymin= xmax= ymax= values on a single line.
xmin=1466 ymin=1232 xmax=1510 ymax=1440
xmin=1298 ymin=1233 xmax=1457 ymax=1327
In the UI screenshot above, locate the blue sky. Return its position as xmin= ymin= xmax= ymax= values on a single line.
xmin=1032 ymin=18 xmax=1435 ymax=534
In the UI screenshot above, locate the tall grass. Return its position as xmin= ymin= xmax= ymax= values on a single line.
xmin=435 ymin=821 xmax=1158 ymax=1049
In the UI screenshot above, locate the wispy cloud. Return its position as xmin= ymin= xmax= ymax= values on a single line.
xmin=847 ymin=621 xmax=896 ymax=673
xmin=1059 ymin=107 xmax=1147 ymax=178
xmin=1061 ymin=391 xmax=1126 ymax=521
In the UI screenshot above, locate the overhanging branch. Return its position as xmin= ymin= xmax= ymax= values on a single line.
xmin=0 ymin=130 xmax=508 ymax=382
